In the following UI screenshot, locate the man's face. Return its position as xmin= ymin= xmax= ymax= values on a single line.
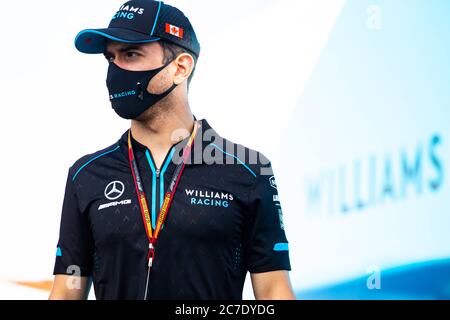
xmin=104 ymin=40 xmax=173 ymax=95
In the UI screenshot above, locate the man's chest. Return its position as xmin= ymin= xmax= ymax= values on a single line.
xmin=82 ymin=166 xmax=249 ymax=247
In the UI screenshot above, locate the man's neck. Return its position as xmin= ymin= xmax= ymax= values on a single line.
xmin=130 ymin=109 xmax=195 ymax=155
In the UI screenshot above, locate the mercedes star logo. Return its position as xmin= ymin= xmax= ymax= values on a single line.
xmin=104 ymin=180 xmax=125 ymax=200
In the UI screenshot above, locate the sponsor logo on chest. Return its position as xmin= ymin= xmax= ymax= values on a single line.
xmin=185 ymin=189 xmax=234 ymax=208
xmin=98 ymin=180 xmax=132 ymax=210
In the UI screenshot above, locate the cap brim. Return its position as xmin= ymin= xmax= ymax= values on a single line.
xmin=74 ymin=28 xmax=161 ymax=54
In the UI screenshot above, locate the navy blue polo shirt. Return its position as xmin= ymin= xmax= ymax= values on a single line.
xmin=53 ymin=117 xmax=291 ymax=300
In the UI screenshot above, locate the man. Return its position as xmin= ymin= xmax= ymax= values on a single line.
xmin=49 ymin=0 xmax=295 ymax=300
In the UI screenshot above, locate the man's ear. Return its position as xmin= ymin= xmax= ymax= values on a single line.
xmin=173 ymin=53 xmax=195 ymax=85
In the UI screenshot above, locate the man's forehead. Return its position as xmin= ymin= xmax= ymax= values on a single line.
xmin=104 ymin=40 xmax=160 ymax=53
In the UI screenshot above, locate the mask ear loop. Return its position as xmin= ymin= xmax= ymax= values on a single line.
xmin=138 ymin=82 xmax=178 ymax=101
xmin=137 ymin=59 xmax=178 ymax=101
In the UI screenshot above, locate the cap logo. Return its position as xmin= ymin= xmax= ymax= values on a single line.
xmin=112 ymin=5 xmax=145 ymax=20
xmin=119 ymin=4 xmax=145 ymax=14
xmin=165 ymin=23 xmax=184 ymax=39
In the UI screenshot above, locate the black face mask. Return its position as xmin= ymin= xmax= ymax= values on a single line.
xmin=106 ymin=61 xmax=178 ymax=119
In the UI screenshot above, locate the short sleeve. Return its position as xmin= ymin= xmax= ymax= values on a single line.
xmin=53 ymin=169 xmax=94 ymax=277
xmin=244 ymin=162 xmax=291 ymax=273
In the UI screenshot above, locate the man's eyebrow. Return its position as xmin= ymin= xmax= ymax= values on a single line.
xmin=104 ymin=45 xmax=144 ymax=56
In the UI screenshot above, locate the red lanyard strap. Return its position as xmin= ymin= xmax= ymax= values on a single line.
xmin=127 ymin=121 xmax=200 ymax=267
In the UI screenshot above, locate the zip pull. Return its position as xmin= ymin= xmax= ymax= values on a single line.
xmin=144 ymin=240 xmax=155 ymax=300
xmin=147 ymin=242 xmax=155 ymax=267
xmin=155 ymin=169 xmax=160 ymax=179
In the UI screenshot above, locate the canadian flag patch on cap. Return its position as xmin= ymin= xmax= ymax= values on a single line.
xmin=165 ymin=23 xmax=184 ymax=39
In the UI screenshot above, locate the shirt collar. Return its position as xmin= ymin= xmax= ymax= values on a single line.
xmin=118 ymin=116 xmax=220 ymax=166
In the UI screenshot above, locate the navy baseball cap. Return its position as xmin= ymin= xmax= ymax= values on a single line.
xmin=74 ymin=0 xmax=200 ymax=57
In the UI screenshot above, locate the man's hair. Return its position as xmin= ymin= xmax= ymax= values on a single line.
xmin=159 ymin=40 xmax=197 ymax=88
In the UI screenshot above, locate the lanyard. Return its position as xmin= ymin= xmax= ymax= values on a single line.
xmin=127 ymin=120 xmax=200 ymax=270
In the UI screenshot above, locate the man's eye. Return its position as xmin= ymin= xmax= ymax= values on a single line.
xmin=125 ymin=51 xmax=139 ymax=59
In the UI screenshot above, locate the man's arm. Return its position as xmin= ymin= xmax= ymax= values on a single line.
xmin=251 ymin=270 xmax=296 ymax=300
xmin=51 ymin=169 xmax=94 ymax=300
xmin=48 ymin=275 xmax=91 ymax=300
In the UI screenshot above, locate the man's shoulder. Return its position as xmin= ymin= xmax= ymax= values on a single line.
xmin=200 ymin=119 xmax=272 ymax=179
xmin=204 ymin=134 xmax=272 ymax=179
xmin=68 ymin=140 xmax=123 ymax=183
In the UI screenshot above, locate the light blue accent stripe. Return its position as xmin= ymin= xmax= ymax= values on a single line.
xmin=145 ymin=150 xmax=157 ymax=230
xmin=74 ymin=29 xmax=160 ymax=53
xmin=273 ymin=242 xmax=289 ymax=251
xmin=72 ymin=145 xmax=120 ymax=181
xmin=210 ymin=143 xmax=257 ymax=178
xmin=56 ymin=246 xmax=62 ymax=257
xmin=159 ymin=147 xmax=175 ymax=208
xmin=150 ymin=1 xmax=162 ymax=36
